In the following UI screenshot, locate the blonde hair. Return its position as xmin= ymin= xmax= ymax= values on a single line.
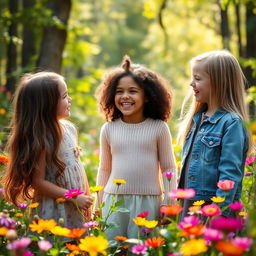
xmin=178 ymin=50 xmax=250 ymax=149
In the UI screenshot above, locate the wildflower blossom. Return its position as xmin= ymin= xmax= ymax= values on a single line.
xmin=210 ymin=217 xmax=244 ymax=231
xmin=17 ymin=203 xmax=28 ymax=209
xmin=180 ymin=224 xmax=205 ymax=237
xmin=164 ymin=171 xmax=174 ymax=181
xmin=180 ymin=238 xmax=207 ymax=255
xmin=64 ymin=188 xmax=84 ymax=199
xmin=193 ymin=200 xmax=205 ymax=206
xmin=38 ymin=240 xmax=52 ymax=251
xmin=133 ymin=217 xmax=147 ymax=226
xmin=83 ymin=221 xmax=99 ymax=228
xmin=201 ymin=204 xmax=221 ymax=216
xmin=132 ymin=244 xmax=147 ymax=255
xmin=115 ymin=236 xmax=127 ymax=242
xmin=229 ymin=202 xmax=244 ymax=211
xmin=145 ymin=237 xmax=165 ymax=247
xmin=203 ymin=228 xmax=223 ymax=241
xmin=7 ymin=237 xmax=31 ymax=250
xmin=178 ymin=216 xmax=201 ymax=229
xmin=144 ymin=220 xmax=158 ymax=229
xmin=56 ymin=197 xmax=66 ymax=203
xmin=216 ymin=240 xmax=244 ymax=256
xmin=0 ymin=154 xmax=9 ymax=163
xmin=245 ymin=156 xmax=256 ymax=166
xmin=112 ymin=179 xmax=126 ymax=185
xmin=51 ymin=226 xmax=71 ymax=236
xmin=29 ymin=219 xmax=57 ymax=233
xmin=141 ymin=227 xmax=152 ymax=235
xmin=28 ymin=202 xmax=39 ymax=208
xmin=90 ymin=186 xmax=104 ymax=193
xmin=160 ymin=204 xmax=183 ymax=215
xmin=210 ymin=196 xmax=225 ymax=203
xmin=67 ymin=228 xmax=86 ymax=238
xmin=137 ymin=211 xmax=150 ymax=217
xmin=0 ymin=215 xmax=16 ymax=228
xmin=66 ymin=243 xmax=80 ymax=251
xmin=217 ymin=180 xmax=235 ymax=191
xmin=79 ymin=236 xmax=108 ymax=256
xmin=232 ymin=237 xmax=253 ymax=251
xmin=169 ymin=188 xmax=195 ymax=199
xmin=0 ymin=227 xmax=8 ymax=236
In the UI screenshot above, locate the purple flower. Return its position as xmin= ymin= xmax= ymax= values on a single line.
xmin=38 ymin=240 xmax=52 ymax=251
xmin=0 ymin=188 xmax=4 ymax=196
xmin=132 ymin=244 xmax=147 ymax=255
xmin=0 ymin=216 xmax=16 ymax=228
xmin=232 ymin=237 xmax=253 ymax=251
xmin=17 ymin=203 xmax=28 ymax=210
xmin=83 ymin=221 xmax=99 ymax=228
xmin=7 ymin=237 xmax=31 ymax=251
xmin=141 ymin=227 xmax=152 ymax=235
xmin=210 ymin=217 xmax=244 ymax=231
xmin=203 ymin=228 xmax=223 ymax=241
xmin=229 ymin=202 xmax=244 ymax=211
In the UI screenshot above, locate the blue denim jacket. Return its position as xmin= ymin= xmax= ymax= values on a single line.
xmin=179 ymin=108 xmax=248 ymax=215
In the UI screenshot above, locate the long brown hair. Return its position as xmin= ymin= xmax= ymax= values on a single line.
xmin=178 ymin=50 xmax=251 ymax=152
xmin=2 ymin=72 xmax=66 ymax=205
xmin=96 ymin=55 xmax=173 ymax=121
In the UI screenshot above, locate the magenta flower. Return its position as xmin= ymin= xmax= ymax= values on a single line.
xmin=232 ymin=237 xmax=253 ymax=251
xmin=23 ymin=251 xmax=33 ymax=256
xmin=0 ymin=188 xmax=4 ymax=195
xmin=137 ymin=211 xmax=150 ymax=218
xmin=131 ymin=244 xmax=147 ymax=255
xmin=7 ymin=237 xmax=31 ymax=251
xmin=64 ymin=188 xmax=84 ymax=198
xmin=244 ymin=171 xmax=253 ymax=177
xmin=164 ymin=171 xmax=174 ymax=181
xmin=83 ymin=221 xmax=99 ymax=228
xmin=178 ymin=215 xmax=200 ymax=229
xmin=245 ymin=156 xmax=256 ymax=166
xmin=229 ymin=201 xmax=244 ymax=211
xmin=210 ymin=217 xmax=244 ymax=231
xmin=0 ymin=216 xmax=16 ymax=228
xmin=217 ymin=180 xmax=235 ymax=191
xmin=17 ymin=203 xmax=28 ymax=210
xmin=203 ymin=228 xmax=223 ymax=241
xmin=201 ymin=204 xmax=221 ymax=216
xmin=169 ymin=188 xmax=195 ymax=199
xmin=38 ymin=240 xmax=52 ymax=251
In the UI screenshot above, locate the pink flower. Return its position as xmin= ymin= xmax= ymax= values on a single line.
xmin=17 ymin=203 xmax=28 ymax=210
xmin=83 ymin=221 xmax=99 ymax=228
xmin=201 ymin=204 xmax=221 ymax=216
xmin=210 ymin=217 xmax=244 ymax=231
xmin=178 ymin=215 xmax=201 ymax=229
xmin=7 ymin=237 xmax=31 ymax=251
xmin=38 ymin=240 xmax=52 ymax=251
xmin=229 ymin=202 xmax=244 ymax=211
xmin=64 ymin=188 xmax=84 ymax=198
xmin=164 ymin=171 xmax=174 ymax=180
xmin=217 ymin=180 xmax=235 ymax=191
xmin=169 ymin=188 xmax=195 ymax=199
xmin=203 ymin=228 xmax=223 ymax=241
xmin=137 ymin=211 xmax=150 ymax=218
xmin=132 ymin=244 xmax=147 ymax=255
xmin=232 ymin=237 xmax=253 ymax=251
xmin=245 ymin=156 xmax=256 ymax=166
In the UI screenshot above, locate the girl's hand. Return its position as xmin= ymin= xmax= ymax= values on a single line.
xmin=74 ymin=195 xmax=93 ymax=210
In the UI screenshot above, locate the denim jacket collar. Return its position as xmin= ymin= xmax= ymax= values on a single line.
xmin=193 ymin=107 xmax=227 ymax=124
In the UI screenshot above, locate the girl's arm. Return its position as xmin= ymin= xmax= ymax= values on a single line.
xmin=217 ymin=118 xmax=248 ymax=215
xmin=32 ymin=151 xmax=92 ymax=210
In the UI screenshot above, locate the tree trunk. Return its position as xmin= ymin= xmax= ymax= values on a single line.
xmin=219 ymin=2 xmax=230 ymax=50
xmin=36 ymin=0 xmax=71 ymax=73
xmin=235 ymin=3 xmax=243 ymax=57
xmin=6 ymin=0 xmax=18 ymax=94
xmin=22 ymin=0 xmax=36 ymax=70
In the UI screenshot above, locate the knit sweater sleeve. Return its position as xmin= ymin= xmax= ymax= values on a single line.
xmin=158 ymin=122 xmax=177 ymax=205
xmin=95 ymin=123 xmax=112 ymax=209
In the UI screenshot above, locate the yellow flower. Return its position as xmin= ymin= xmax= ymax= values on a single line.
xmin=193 ymin=200 xmax=205 ymax=206
xmin=15 ymin=213 xmax=23 ymax=217
xmin=79 ymin=236 xmax=108 ymax=256
xmin=211 ymin=197 xmax=225 ymax=203
xmin=29 ymin=202 xmax=39 ymax=208
xmin=90 ymin=186 xmax=104 ymax=193
xmin=51 ymin=226 xmax=71 ymax=236
xmin=239 ymin=211 xmax=248 ymax=219
xmin=112 ymin=179 xmax=126 ymax=185
xmin=133 ymin=217 xmax=147 ymax=226
xmin=144 ymin=220 xmax=158 ymax=229
xmin=0 ymin=108 xmax=6 ymax=115
xmin=0 ymin=227 xmax=8 ymax=236
xmin=29 ymin=219 xmax=57 ymax=233
xmin=180 ymin=238 xmax=208 ymax=255
xmin=188 ymin=205 xmax=201 ymax=213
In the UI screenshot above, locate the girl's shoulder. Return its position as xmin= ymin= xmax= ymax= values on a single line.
xmin=60 ymin=119 xmax=77 ymax=135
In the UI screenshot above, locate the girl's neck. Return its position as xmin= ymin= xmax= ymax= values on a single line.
xmin=121 ymin=115 xmax=146 ymax=124
xmin=205 ymin=104 xmax=218 ymax=117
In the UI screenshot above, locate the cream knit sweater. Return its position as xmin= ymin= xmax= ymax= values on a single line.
xmin=95 ymin=118 xmax=177 ymax=207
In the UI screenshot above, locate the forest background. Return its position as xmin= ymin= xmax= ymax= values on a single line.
xmin=0 ymin=0 xmax=256 ymax=186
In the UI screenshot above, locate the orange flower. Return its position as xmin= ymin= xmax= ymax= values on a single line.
xmin=160 ymin=204 xmax=183 ymax=215
xmin=0 ymin=155 xmax=9 ymax=163
xmin=216 ymin=241 xmax=244 ymax=256
xmin=180 ymin=224 xmax=205 ymax=237
xmin=68 ymin=228 xmax=86 ymax=238
xmin=29 ymin=202 xmax=39 ymax=208
xmin=115 ymin=236 xmax=127 ymax=242
xmin=56 ymin=198 xmax=66 ymax=203
xmin=145 ymin=237 xmax=165 ymax=247
xmin=66 ymin=243 xmax=80 ymax=251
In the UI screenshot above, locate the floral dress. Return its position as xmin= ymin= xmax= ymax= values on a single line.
xmin=31 ymin=120 xmax=91 ymax=228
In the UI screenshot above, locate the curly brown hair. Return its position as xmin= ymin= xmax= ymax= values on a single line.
xmin=96 ymin=55 xmax=173 ymax=121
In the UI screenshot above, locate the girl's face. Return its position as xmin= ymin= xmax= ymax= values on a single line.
xmin=190 ymin=62 xmax=212 ymax=106
xmin=57 ymin=81 xmax=71 ymax=120
xmin=114 ymin=76 xmax=147 ymax=123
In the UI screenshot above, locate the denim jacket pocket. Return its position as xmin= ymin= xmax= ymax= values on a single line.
xmin=201 ymin=135 xmax=221 ymax=162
